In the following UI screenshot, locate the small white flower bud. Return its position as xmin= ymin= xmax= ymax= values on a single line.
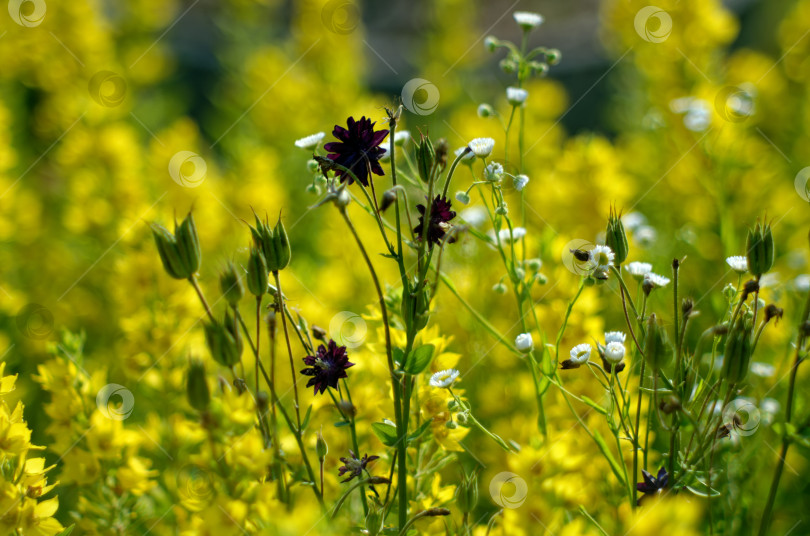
xmin=515 ymin=332 xmax=534 ymax=353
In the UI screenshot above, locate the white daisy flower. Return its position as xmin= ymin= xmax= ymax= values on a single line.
xmin=468 ymin=137 xmax=495 ymax=158
xmin=455 ymin=146 xmax=477 ymax=165
xmin=633 ymin=226 xmax=657 ymax=249
xmin=725 ymin=255 xmax=748 ymax=274
xmin=513 ymin=11 xmax=544 ymax=29
xmin=294 ymin=132 xmax=325 ymax=150
xmin=483 ymin=162 xmax=502 ymax=179
xmin=498 ymin=227 xmax=526 ymax=243
xmin=604 ymin=341 xmax=625 ymax=364
xmin=605 ymin=331 xmax=626 ymax=344
xmin=760 ymin=397 xmax=780 ymax=415
xmin=589 ymin=245 xmax=614 ymax=271
xmin=484 ymin=162 xmax=504 ymax=182
xmin=460 ymin=207 xmax=487 ymax=227
xmin=515 ymin=333 xmax=534 ymax=352
xmin=625 ymin=261 xmax=652 ymax=281
xmin=750 ymin=362 xmax=775 ymax=378
xmin=506 ymin=87 xmax=528 ymax=106
xmin=794 ymin=274 xmax=810 ymax=292
xmin=684 ymin=99 xmax=712 ymax=132
xmin=569 ymin=343 xmax=592 ymax=365
xmin=644 ymin=272 xmax=671 ymax=289
xmin=513 ymin=174 xmax=529 ymax=191
xmin=429 ymin=369 xmax=460 ymax=389
xmin=394 ymin=130 xmax=410 ymax=146
xmin=622 ymin=212 xmax=647 ymax=232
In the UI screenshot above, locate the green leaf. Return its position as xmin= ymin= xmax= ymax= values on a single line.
xmin=334 ymin=421 xmax=350 ymax=428
xmin=591 ymin=430 xmax=626 ymax=486
xmin=371 ymin=421 xmax=399 ymax=447
xmin=403 ymin=344 xmax=435 ymax=374
xmin=56 ymin=527 xmax=76 ymax=536
xmin=393 ymin=348 xmax=405 ymax=369
xmin=300 ymin=405 xmax=313 ymax=432
xmin=582 ymin=396 xmax=608 ymax=416
xmin=407 ymin=420 xmax=432 ymax=443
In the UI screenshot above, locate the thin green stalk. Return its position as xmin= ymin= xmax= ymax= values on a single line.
xmin=758 ymin=289 xmax=810 ymax=535
xmin=338 ymin=208 xmax=407 ymax=530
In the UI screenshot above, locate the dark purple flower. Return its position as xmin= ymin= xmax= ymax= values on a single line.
xmin=414 ymin=195 xmax=456 ymax=247
xmin=300 ymin=339 xmax=355 ymax=395
xmin=324 ymin=116 xmax=389 ymax=187
xmin=637 ymin=467 xmax=668 ymax=504
xmin=338 ymin=450 xmax=379 ymax=483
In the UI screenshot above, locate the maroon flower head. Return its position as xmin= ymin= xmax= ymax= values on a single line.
xmin=636 ymin=467 xmax=668 ymax=505
xmin=300 ymin=339 xmax=355 ymax=395
xmin=414 ymin=195 xmax=456 ymax=247
xmin=338 ymin=450 xmax=379 ymax=483
xmin=324 ymin=116 xmax=388 ymax=186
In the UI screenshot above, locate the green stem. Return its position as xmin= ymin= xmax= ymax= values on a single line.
xmin=338 ymin=208 xmax=407 ymax=530
xmin=758 ymin=289 xmax=810 ymax=535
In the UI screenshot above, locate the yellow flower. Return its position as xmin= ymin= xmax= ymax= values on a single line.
xmin=117 ymin=456 xmax=159 ymax=496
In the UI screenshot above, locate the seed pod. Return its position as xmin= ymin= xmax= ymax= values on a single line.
xmin=605 ymin=206 xmax=629 ymax=265
xmin=746 ymin=220 xmax=775 ymax=277
xmin=269 ymin=215 xmax=291 ymax=271
xmin=416 ymin=132 xmax=436 ymax=183
xmin=722 ymin=320 xmax=752 ymax=384
xmin=246 ymin=246 xmax=268 ymax=297
xmin=456 ymin=472 xmax=479 ymax=514
xmin=150 ymin=223 xmax=189 ymax=279
xmin=643 ymin=314 xmax=673 ymax=370
xmin=204 ymin=312 xmax=243 ymax=368
xmin=219 ymin=261 xmax=243 ymax=305
xmin=186 ymin=358 xmax=210 ymax=412
xmin=175 ymin=212 xmax=201 ymax=277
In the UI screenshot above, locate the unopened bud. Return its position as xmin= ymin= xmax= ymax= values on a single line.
xmin=187 ymin=358 xmax=210 ymax=412
xmin=219 ymin=261 xmax=244 ymax=306
xmin=746 ymin=220 xmax=775 ymax=277
xmin=379 ymin=189 xmax=397 ymax=212
xmin=316 ymin=428 xmax=328 ymax=460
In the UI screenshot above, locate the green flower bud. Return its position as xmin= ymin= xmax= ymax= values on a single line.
xmin=477 ymin=104 xmax=494 ymax=118
xmin=175 ymin=212 xmax=202 ymax=277
xmin=306 ymin=159 xmax=320 ymax=173
xmin=643 ymin=314 xmax=673 ymax=370
xmin=722 ymin=320 xmax=753 ymax=384
xmin=150 ymin=222 xmax=188 ymax=279
xmin=526 ymin=258 xmax=542 ymax=273
xmin=605 ymin=206 xmax=629 ymax=265
xmin=456 ymin=472 xmax=479 ymax=514
xmin=484 ymin=36 xmax=499 ymax=52
xmin=401 ymin=280 xmax=431 ymax=331
xmin=416 ymin=132 xmax=436 ymax=183
xmin=499 ymin=58 xmax=517 ymax=74
xmin=246 ymin=246 xmax=268 ymax=297
xmin=546 ymin=48 xmax=562 ymax=65
xmin=219 ymin=261 xmax=244 ymax=306
xmin=204 ymin=311 xmax=243 ymax=368
xmin=250 ymin=213 xmax=291 ymax=272
xmin=746 ymin=220 xmax=775 ymax=277
xmin=186 ymin=358 xmax=210 ymax=412
xmin=306 ymin=183 xmax=321 ymax=195
xmin=316 ymin=428 xmax=328 ymax=460
xmin=365 ymin=505 xmax=384 ymax=536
